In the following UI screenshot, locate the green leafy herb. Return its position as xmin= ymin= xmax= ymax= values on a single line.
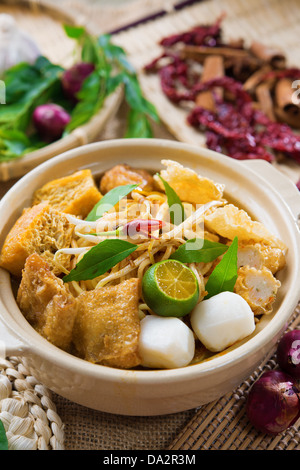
xmin=63 ymin=239 xmax=138 ymax=282
xmin=171 ymin=238 xmax=228 ymax=263
xmin=64 ymin=69 xmax=107 ymax=133
xmin=86 ymin=183 xmax=139 ymax=221
xmin=97 ymin=34 xmax=135 ymax=74
xmin=158 ymin=175 xmax=186 ymax=225
xmin=64 ymin=26 xmax=159 ymax=137
xmin=0 ymin=25 xmax=159 ymax=162
xmin=204 ymin=236 xmax=238 ymax=299
xmin=63 ymin=24 xmax=86 ymax=40
xmin=1 ymin=57 xmax=63 ymax=130
xmin=0 ymin=57 xmax=64 ymax=161
xmin=121 ymin=72 xmax=159 ymax=137
xmin=0 ymin=420 xmax=8 ymax=450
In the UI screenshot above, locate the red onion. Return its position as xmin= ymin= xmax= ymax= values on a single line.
xmin=277 ymin=330 xmax=300 ymax=379
xmin=33 ymin=103 xmax=71 ymax=142
xmin=61 ymin=62 xmax=95 ymax=101
xmin=246 ymin=370 xmax=300 ymax=435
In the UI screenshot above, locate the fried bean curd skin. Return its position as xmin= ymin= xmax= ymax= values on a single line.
xmin=205 ymin=204 xmax=287 ymax=251
xmin=234 ymin=266 xmax=281 ymax=315
xmin=0 ymin=203 xmax=74 ymax=277
xmin=154 ymin=159 xmax=225 ymax=204
xmin=73 ymin=278 xmax=141 ymax=369
xmin=17 ymin=253 xmax=78 ymax=351
xmin=32 ymin=169 xmax=102 ymax=219
xmin=100 ymin=164 xmax=155 ymax=194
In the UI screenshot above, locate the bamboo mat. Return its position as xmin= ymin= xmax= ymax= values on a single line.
xmin=1 ymin=0 xmax=300 ymax=451
xmin=169 ymin=303 xmax=300 ymax=451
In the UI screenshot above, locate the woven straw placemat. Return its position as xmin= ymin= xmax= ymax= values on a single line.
xmin=1 ymin=0 xmax=300 ymax=451
xmin=0 ymin=356 xmax=65 ymax=450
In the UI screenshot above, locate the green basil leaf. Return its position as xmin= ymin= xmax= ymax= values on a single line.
xmin=0 ymin=56 xmax=63 ymax=131
xmin=63 ymin=239 xmax=138 ymax=282
xmin=98 ymin=35 xmax=135 ymax=74
xmin=204 ymin=236 xmax=238 ymax=299
xmin=122 ymin=73 xmax=159 ymax=123
xmin=170 ymin=238 xmax=228 ymax=263
xmin=105 ymin=73 xmax=125 ymax=96
xmin=86 ymin=183 xmax=139 ymax=221
xmin=125 ymin=109 xmax=153 ymax=138
xmin=65 ymin=70 xmax=106 ymax=133
xmin=63 ymin=24 xmax=86 ymax=39
xmin=158 ymin=175 xmax=186 ymax=225
xmin=0 ymin=420 xmax=8 ymax=450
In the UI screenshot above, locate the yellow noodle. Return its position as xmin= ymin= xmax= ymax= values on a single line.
xmin=65 ymin=188 xmax=223 ymax=304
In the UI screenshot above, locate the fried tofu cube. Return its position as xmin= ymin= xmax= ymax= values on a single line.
xmin=73 ymin=278 xmax=142 ymax=369
xmin=32 ymin=169 xmax=102 ymax=218
xmin=0 ymin=203 xmax=74 ymax=277
xmin=17 ymin=254 xmax=78 ymax=351
xmin=100 ymin=164 xmax=154 ymax=194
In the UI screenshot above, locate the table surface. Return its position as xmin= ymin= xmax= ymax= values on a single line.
xmin=0 ymin=0 xmax=299 ymax=451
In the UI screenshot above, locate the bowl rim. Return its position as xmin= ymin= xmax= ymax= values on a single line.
xmin=1 ymin=138 xmax=300 ymax=385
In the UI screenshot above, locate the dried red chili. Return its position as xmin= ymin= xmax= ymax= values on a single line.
xmin=159 ymin=15 xmax=224 ymax=48
xmin=145 ymin=20 xmax=300 ymax=163
xmin=187 ymin=79 xmax=300 ymax=162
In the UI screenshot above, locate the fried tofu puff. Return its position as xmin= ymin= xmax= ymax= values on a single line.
xmin=0 ymin=203 xmax=74 ymax=277
xmin=32 ymin=169 xmax=102 ymax=219
xmin=234 ymin=266 xmax=281 ymax=315
xmin=100 ymin=164 xmax=155 ymax=194
xmin=155 ymin=159 xmax=225 ymax=205
xmin=73 ymin=278 xmax=141 ymax=369
xmin=17 ymin=253 xmax=78 ymax=352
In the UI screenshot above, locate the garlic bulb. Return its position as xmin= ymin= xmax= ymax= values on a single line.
xmin=0 ymin=14 xmax=40 ymax=76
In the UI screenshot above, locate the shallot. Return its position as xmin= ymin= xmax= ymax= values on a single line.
xmin=277 ymin=329 xmax=300 ymax=379
xmin=61 ymin=62 xmax=95 ymax=101
xmin=33 ymin=104 xmax=71 ymax=142
xmin=246 ymin=370 xmax=300 ymax=435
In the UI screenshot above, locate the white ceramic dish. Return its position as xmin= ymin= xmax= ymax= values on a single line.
xmin=0 ymin=139 xmax=299 ymax=416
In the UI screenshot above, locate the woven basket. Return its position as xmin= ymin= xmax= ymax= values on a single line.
xmin=113 ymin=0 xmax=300 ymax=184
xmin=0 ymin=356 xmax=64 ymax=450
xmin=0 ymin=0 xmax=123 ymax=182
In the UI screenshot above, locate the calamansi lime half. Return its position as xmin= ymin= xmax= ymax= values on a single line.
xmin=142 ymin=259 xmax=199 ymax=317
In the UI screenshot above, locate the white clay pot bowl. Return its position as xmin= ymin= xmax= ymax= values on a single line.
xmin=0 ymin=139 xmax=299 ymax=416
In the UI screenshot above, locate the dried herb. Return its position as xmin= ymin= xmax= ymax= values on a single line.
xmin=145 ymin=18 xmax=300 ymax=163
